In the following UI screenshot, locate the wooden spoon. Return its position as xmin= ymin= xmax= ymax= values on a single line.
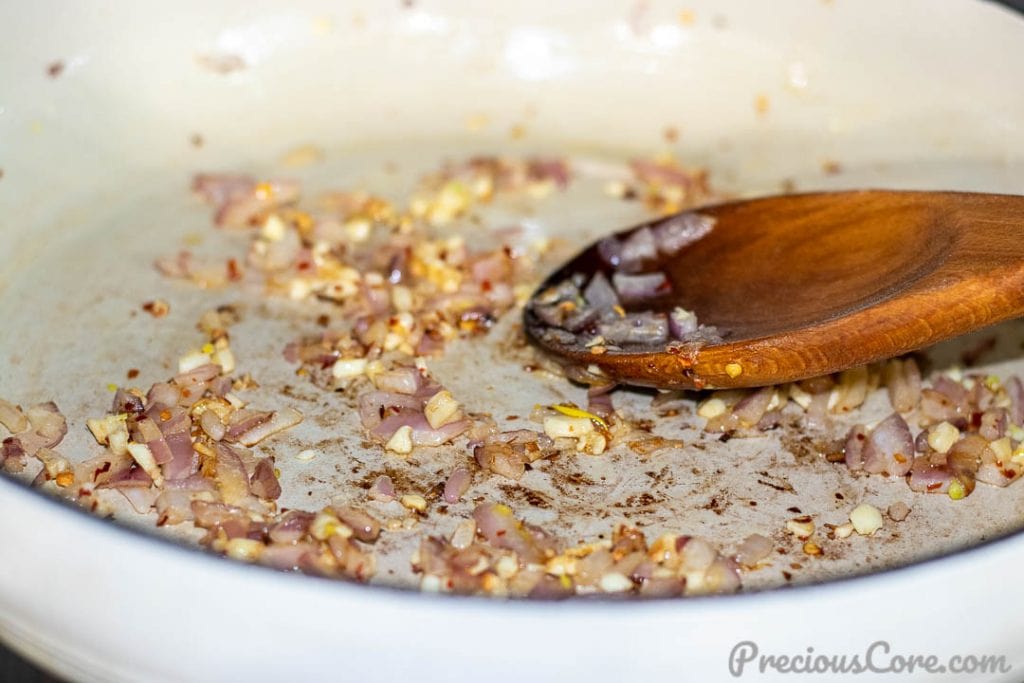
xmin=524 ymin=190 xmax=1024 ymax=390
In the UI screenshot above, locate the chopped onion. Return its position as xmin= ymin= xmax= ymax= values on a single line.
xmin=883 ymin=358 xmax=922 ymax=413
xmin=616 ymin=226 xmax=658 ymax=272
xmin=232 ymin=408 xmax=302 ymax=447
xmin=368 ymin=475 xmax=396 ymax=502
xmin=473 ymin=503 xmax=553 ymax=566
xmin=1007 ymin=376 xmax=1024 ymax=426
xmin=154 ymin=489 xmax=199 ymax=525
xmin=145 ymin=383 xmax=181 ymax=410
xmin=249 ymin=457 xmax=282 ymax=500
xmin=371 ymin=410 xmax=470 ymax=446
xmin=734 ymin=533 xmax=772 ymax=568
xmin=199 ymin=409 xmax=226 ymax=441
xmin=212 ymin=444 xmax=254 ymax=507
xmin=652 ymin=212 xmax=714 ymax=254
xmin=612 ymin=271 xmax=671 ymax=304
xmin=0 ymin=399 xmax=28 ymax=433
xmin=268 ymin=511 xmax=315 ymax=544
xmin=443 ymin=467 xmax=472 ymax=503
xmin=358 ymin=391 xmax=424 ymax=430
xmin=334 ymin=506 xmax=381 ymax=542
xmin=373 ymin=367 xmax=422 ymax=395
xmin=596 ymin=312 xmax=669 ymax=345
xmin=475 ymin=442 xmax=525 ymax=480
xmin=861 ymin=413 xmax=915 ymax=477
xmin=582 ymin=272 xmax=619 ymax=310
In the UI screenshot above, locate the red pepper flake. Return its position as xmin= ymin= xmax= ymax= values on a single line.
xmin=46 ymin=61 xmax=64 ymax=78
xmin=226 ymin=258 xmax=243 ymax=281
xmin=142 ymin=299 xmax=170 ymax=318
xmin=92 ymin=462 xmax=112 ymax=481
xmin=127 ymin=368 xmax=140 ymax=379
xmin=926 ymin=482 xmax=942 ymax=491
xmin=316 ymin=314 xmax=330 ymax=327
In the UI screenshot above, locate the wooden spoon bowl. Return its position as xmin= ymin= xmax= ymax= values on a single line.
xmin=524 ymin=190 xmax=1024 ymax=390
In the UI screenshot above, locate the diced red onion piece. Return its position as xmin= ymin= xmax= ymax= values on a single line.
xmin=268 ymin=511 xmax=315 ymax=544
xmin=805 ymin=391 xmax=831 ymax=431
xmin=920 ymin=389 xmax=963 ymax=424
xmin=734 ymin=533 xmax=773 ymax=567
xmin=373 ymin=367 xmax=422 ymax=395
xmin=371 ymin=411 xmax=470 ymax=446
xmin=1007 ymin=376 xmax=1024 ymax=426
xmin=212 ymin=444 xmax=254 ymax=506
xmin=369 ymin=475 xmax=396 ymax=502
xmin=617 ymin=227 xmax=658 ymax=272
xmin=208 ymin=376 xmax=233 ymax=397
xmin=146 ymin=383 xmax=181 ymax=410
xmin=261 ymin=542 xmax=319 ymax=571
xmin=597 ymin=312 xmax=669 ymax=345
xmin=587 ymin=384 xmax=616 ymax=419
xmin=639 ymin=576 xmax=685 ymax=597
xmin=174 ymin=363 xmax=221 ymax=388
xmin=250 ymin=458 xmax=282 ymax=500
xmin=884 ymin=358 xmax=922 ymax=413
xmin=358 ymin=391 xmax=424 ymax=430
xmin=668 ymin=308 xmax=698 ymax=339
xmin=583 ymin=272 xmax=619 ymax=310
xmin=597 ymin=237 xmax=623 ymax=267
xmin=933 ymin=376 xmax=969 ymax=404
xmin=5 ymin=403 xmax=69 ymax=459
xmin=154 ymin=489 xmax=198 ymax=525
xmin=191 ymin=500 xmax=255 ymax=539
xmin=233 ymin=408 xmax=302 ymax=447
xmin=908 ymin=453 xmax=954 ymax=493
xmin=162 ymin=431 xmax=198 ymax=480
xmin=861 ymin=413 xmax=915 ymax=476
xmin=474 ymin=442 xmax=525 ymax=480
xmin=334 ymin=506 xmax=381 ymax=542
xmin=200 ymin=409 xmax=226 ymax=441
xmin=844 ymin=425 xmax=868 ymax=470
xmin=113 ymin=388 xmax=145 ymax=415
xmin=527 ymin=574 xmax=574 ymax=599
xmin=731 ymin=387 xmax=774 ymax=428
xmin=473 ymin=503 xmax=545 ymax=565
xmin=702 ymin=556 xmax=742 ymax=593
xmin=443 ymin=467 xmax=472 ymax=503
xmin=0 ymin=399 xmax=28 ymax=433
xmin=652 ymin=212 xmax=714 ymax=255
xmin=612 ymin=271 xmax=671 ymax=304
xmin=108 ymin=481 xmax=158 ymax=514
xmin=979 ymin=409 xmax=1008 ymax=441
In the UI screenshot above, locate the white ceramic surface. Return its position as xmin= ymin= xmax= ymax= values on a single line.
xmin=2 ymin=1 xmax=1024 ymax=681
